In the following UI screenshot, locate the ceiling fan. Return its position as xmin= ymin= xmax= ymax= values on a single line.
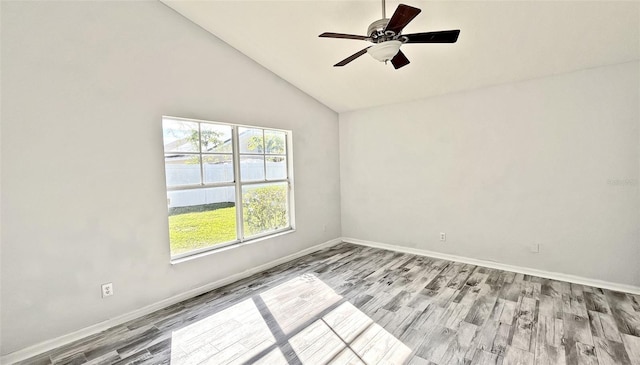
xmin=319 ymin=0 xmax=460 ymax=69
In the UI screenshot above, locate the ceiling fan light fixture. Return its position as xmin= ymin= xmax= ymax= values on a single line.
xmin=367 ymin=40 xmax=402 ymax=62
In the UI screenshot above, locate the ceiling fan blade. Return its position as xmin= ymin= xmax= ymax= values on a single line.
xmin=391 ymin=50 xmax=410 ymax=69
xmin=334 ymin=47 xmax=371 ymax=67
xmin=384 ymin=4 xmax=422 ymax=35
xmin=319 ymin=32 xmax=370 ymax=41
xmin=403 ymin=30 xmax=460 ymax=43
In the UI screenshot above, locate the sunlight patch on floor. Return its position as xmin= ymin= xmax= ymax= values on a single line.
xmin=169 ymin=274 xmax=411 ymax=364
xmin=260 ymin=273 xmax=343 ymax=335
xmin=170 ymin=299 xmax=275 ymax=364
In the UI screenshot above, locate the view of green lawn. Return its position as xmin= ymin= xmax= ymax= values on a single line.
xmin=168 ymin=205 xmax=236 ymax=255
xmin=168 ymin=186 xmax=288 ymax=256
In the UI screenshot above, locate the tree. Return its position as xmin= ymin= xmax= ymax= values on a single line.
xmin=243 ymin=185 xmax=288 ymax=235
xmin=166 ymin=122 xmax=224 ymax=152
xmin=247 ymin=134 xmax=285 ymax=154
xmin=182 ymin=125 xmax=225 ymax=164
xmin=189 ymin=129 xmax=224 ymax=152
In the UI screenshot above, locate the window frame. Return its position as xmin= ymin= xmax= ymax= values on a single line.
xmin=163 ymin=116 xmax=295 ymax=260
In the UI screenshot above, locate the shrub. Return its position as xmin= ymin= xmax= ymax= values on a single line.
xmin=243 ymin=185 xmax=288 ymax=235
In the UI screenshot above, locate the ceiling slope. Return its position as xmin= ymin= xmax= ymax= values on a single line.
xmin=162 ymin=1 xmax=640 ymax=113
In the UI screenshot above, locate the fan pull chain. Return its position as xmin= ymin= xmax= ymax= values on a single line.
xmin=382 ymin=0 xmax=386 ymax=19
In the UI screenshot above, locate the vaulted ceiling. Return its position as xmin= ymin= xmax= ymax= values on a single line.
xmin=162 ymin=1 xmax=639 ymax=113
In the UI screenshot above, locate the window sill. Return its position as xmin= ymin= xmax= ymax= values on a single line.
xmin=170 ymin=228 xmax=296 ymax=265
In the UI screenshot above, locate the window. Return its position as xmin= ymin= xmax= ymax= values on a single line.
xmin=162 ymin=116 xmax=293 ymax=258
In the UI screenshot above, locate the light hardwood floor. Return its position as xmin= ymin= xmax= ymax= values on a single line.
xmin=16 ymin=243 xmax=640 ymax=365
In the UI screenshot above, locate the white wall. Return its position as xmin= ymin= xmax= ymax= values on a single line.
xmin=2 ymin=0 xmax=639 ymax=357
xmin=0 ymin=1 xmax=340 ymax=355
xmin=340 ymin=62 xmax=639 ymax=287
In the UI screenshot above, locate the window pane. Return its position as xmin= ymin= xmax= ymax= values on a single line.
xmin=240 ymin=156 xmax=265 ymax=182
xmin=162 ymin=119 xmax=199 ymax=152
xmin=167 ymin=187 xmax=237 ymax=256
xmin=242 ymin=183 xmax=289 ymax=237
xmin=239 ymin=127 xmax=264 ymax=154
xmin=201 ymin=124 xmax=232 ymax=153
xmin=266 ymin=156 xmax=287 ymax=180
xmin=203 ymin=154 xmax=233 ymax=184
xmin=265 ymin=130 xmax=286 ymax=154
xmin=165 ymin=154 xmax=201 ymax=187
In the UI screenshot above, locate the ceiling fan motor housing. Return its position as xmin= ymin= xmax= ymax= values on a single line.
xmin=368 ymin=19 xmax=390 ymax=40
xmin=368 ymin=18 xmax=409 ymax=44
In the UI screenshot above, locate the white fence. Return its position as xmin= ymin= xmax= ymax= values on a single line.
xmin=166 ymin=160 xmax=286 ymax=208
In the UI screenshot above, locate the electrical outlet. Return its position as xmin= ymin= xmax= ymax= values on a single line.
xmin=101 ymin=283 xmax=114 ymax=298
xmin=440 ymin=232 xmax=446 ymax=241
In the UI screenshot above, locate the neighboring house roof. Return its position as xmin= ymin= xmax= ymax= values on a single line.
xmin=165 ymin=129 xmax=263 ymax=162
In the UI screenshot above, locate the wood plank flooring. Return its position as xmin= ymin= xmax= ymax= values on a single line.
xmin=15 ymin=243 xmax=640 ymax=365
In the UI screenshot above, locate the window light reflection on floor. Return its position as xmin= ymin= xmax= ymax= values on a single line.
xmin=169 ymin=274 xmax=411 ymax=364
xmin=170 ymin=298 xmax=276 ymax=363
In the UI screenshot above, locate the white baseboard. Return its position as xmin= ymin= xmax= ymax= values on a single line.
xmin=342 ymin=237 xmax=640 ymax=295
xmin=5 ymin=236 xmax=637 ymax=363
xmin=1 ymin=238 xmax=342 ymax=364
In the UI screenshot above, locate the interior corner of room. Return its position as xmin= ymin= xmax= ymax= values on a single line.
xmin=1 ymin=0 xmax=639 ymax=363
